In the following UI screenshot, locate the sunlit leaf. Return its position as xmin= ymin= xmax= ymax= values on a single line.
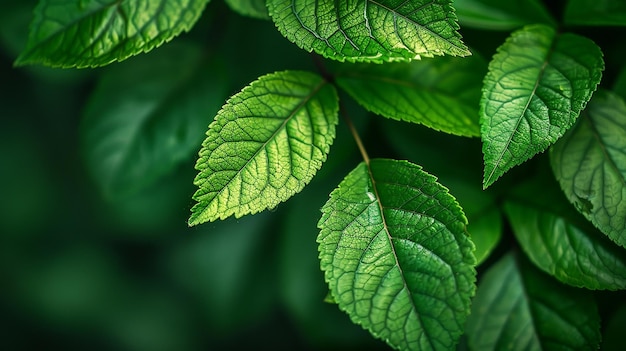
xmin=454 ymin=0 xmax=554 ymax=30
xmin=332 ymin=54 xmax=486 ymax=136
xmin=480 ymin=24 xmax=604 ymax=188
xmin=318 ymin=159 xmax=476 ymax=351
xmin=550 ymin=90 xmax=626 ymax=247
xmin=466 ymin=252 xmax=601 ymax=351
xmin=81 ymin=42 xmax=226 ymax=199
xmin=564 ymin=0 xmax=626 ymax=26
xmin=15 ymin=0 xmax=210 ymax=68
xmin=189 ymin=70 xmax=338 ymax=226
xmin=268 ymin=0 xmax=470 ymax=63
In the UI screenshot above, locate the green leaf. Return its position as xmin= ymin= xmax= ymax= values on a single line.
xmin=504 ymin=200 xmax=626 ymax=290
xmin=15 ymin=0 xmax=210 ymax=68
xmin=81 ymin=42 xmax=226 ymax=199
xmin=318 ymin=159 xmax=476 ymax=351
xmin=465 ymin=252 xmax=601 ymax=351
xmin=332 ymin=54 xmax=486 ymax=137
xmin=614 ymin=68 xmax=626 ymax=100
xmin=454 ymin=0 xmax=555 ymax=31
xmin=480 ymin=24 xmax=604 ymax=188
xmin=564 ymin=0 xmax=626 ymax=26
xmin=189 ymin=70 xmax=338 ymax=226
xmin=550 ymin=90 xmax=626 ymax=247
xmin=267 ymin=0 xmax=470 ymax=63
xmin=225 ymin=0 xmax=269 ymax=20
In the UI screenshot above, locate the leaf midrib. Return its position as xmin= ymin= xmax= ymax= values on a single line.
xmin=365 ymin=161 xmax=435 ymax=351
xmin=367 ymin=0 xmax=467 ymax=53
xmin=197 ymin=77 xmax=328 ymax=219
xmin=484 ymin=34 xmax=558 ymax=188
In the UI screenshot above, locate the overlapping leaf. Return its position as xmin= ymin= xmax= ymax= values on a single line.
xmin=550 ymin=91 xmax=626 ymax=247
xmin=480 ymin=24 xmax=604 ymax=188
xmin=466 ymin=252 xmax=601 ymax=351
xmin=189 ymin=70 xmax=338 ymax=226
xmin=224 ymin=0 xmax=269 ymax=20
xmin=15 ymin=0 xmax=210 ymax=68
xmin=332 ymin=54 xmax=485 ymax=136
xmin=81 ymin=43 xmax=226 ymax=199
xmin=268 ymin=0 xmax=470 ymax=63
xmin=318 ymin=159 xmax=476 ymax=351
xmin=454 ymin=0 xmax=554 ymax=30
xmin=505 ymin=200 xmax=626 ymax=290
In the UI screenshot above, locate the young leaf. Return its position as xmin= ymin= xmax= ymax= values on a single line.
xmin=564 ymin=0 xmax=626 ymax=26
xmin=453 ymin=0 xmax=555 ymax=31
xmin=189 ymin=70 xmax=338 ymax=226
xmin=15 ymin=0 xmax=210 ymax=68
xmin=267 ymin=0 xmax=470 ymax=63
xmin=480 ymin=24 xmax=604 ymax=188
xmin=81 ymin=43 xmax=226 ymax=199
xmin=504 ymin=200 xmax=626 ymax=290
xmin=332 ymin=54 xmax=486 ymax=137
xmin=224 ymin=0 xmax=269 ymax=20
xmin=550 ymin=91 xmax=626 ymax=247
xmin=318 ymin=159 xmax=476 ymax=351
xmin=465 ymin=252 xmax=601 ymax=351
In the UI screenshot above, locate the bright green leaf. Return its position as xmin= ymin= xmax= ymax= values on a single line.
xmin=224 ymin=0 xmax=269 ymax=20
xmin=15 ymin=0 xmax=210 ymax=68
xmin=332 ymin=54 xmax=486 ymax=137
xmin=564 ymin=0 xmax=626 ymax=26
xmin=480 ymin=24 xmax=604 ymax=188
xmin=550 ymin=90 xmax=626 ymax=247
xmin=81 ymin=42 xmax=227 ymax=199
xmin=267 ymin=0 xmax=470 ymax=63
xmin=454 ymin=0 xmax=554 ymax=30
xmin=189 ymin=70 xmax=338 ymax=226
xmin=318 ymin=159 xmax=476 ymax=351
xmin=504 ymin=200 xmax=626 ymax=290
xmin=466 ymin=252 xmax=601 ymax=351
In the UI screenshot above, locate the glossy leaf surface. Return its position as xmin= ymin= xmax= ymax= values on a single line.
xmin=466 ymin=253 xmax=601 ymax=351
xmin=189 ymin=70 xmax=338 ymax=225
xmin=333 ymin=55 xmax=485 ymax=136
xmin=268 ymin=0 xmax=470 ymax=63
xmin=480 ymin=24 xmax=604 ymax=188
xmin=15 ymin=0 xmax=209 ymax=68
xmin=550 ymin=91 xmax=626 ymax=247
xmin=318 ymin=159 xmax=476 ymax=351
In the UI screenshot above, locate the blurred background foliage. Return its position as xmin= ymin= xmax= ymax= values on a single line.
xmin=0 ymin=1 xmax=388 ymax=350
xmin=2 ymin=0 xmax=626 ymax=350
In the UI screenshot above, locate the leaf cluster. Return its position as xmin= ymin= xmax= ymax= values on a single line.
xmin=10 ymin=0 xmax=626 ymax=350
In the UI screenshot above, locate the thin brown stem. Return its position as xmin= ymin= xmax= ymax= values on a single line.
xmin=340 ymin=103 xmax=370 ymax=165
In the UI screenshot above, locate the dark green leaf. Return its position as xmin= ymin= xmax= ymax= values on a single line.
xmin=81 ymin=42 xmax=226 ymax=199
xmin=224 ymin=0 xmax=269 ymax=20
xmin=332 ymin=54 xmax=486 ymax=136
xmin=15 ymin=0 xmax=210 ymax=68
xmin=454 ymin=0 xmax=554 ymax=30
xmin=614 ymin=68 xmax=626 ymax=100
xmin=268 ymin=0 xmax=470 ymax=63
xmin=504 ymin=200 xmax=626 ymax=290
xmin=189 ymin=70 xmax=338 ymax=225
xmin=564 ymin=0 xmax=626 ymax=26
xmin=318 ymin=159 xmax=476 ymax=351
xmin=480 ymin=24 xmax=604 ymax=188
xmin=466 ymin=252 xmax=601 ymax=351
xmin=602 ymin=304 xmax=626 ymax=351
xmin=550 ymin=91 xmax=626 ymax=247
